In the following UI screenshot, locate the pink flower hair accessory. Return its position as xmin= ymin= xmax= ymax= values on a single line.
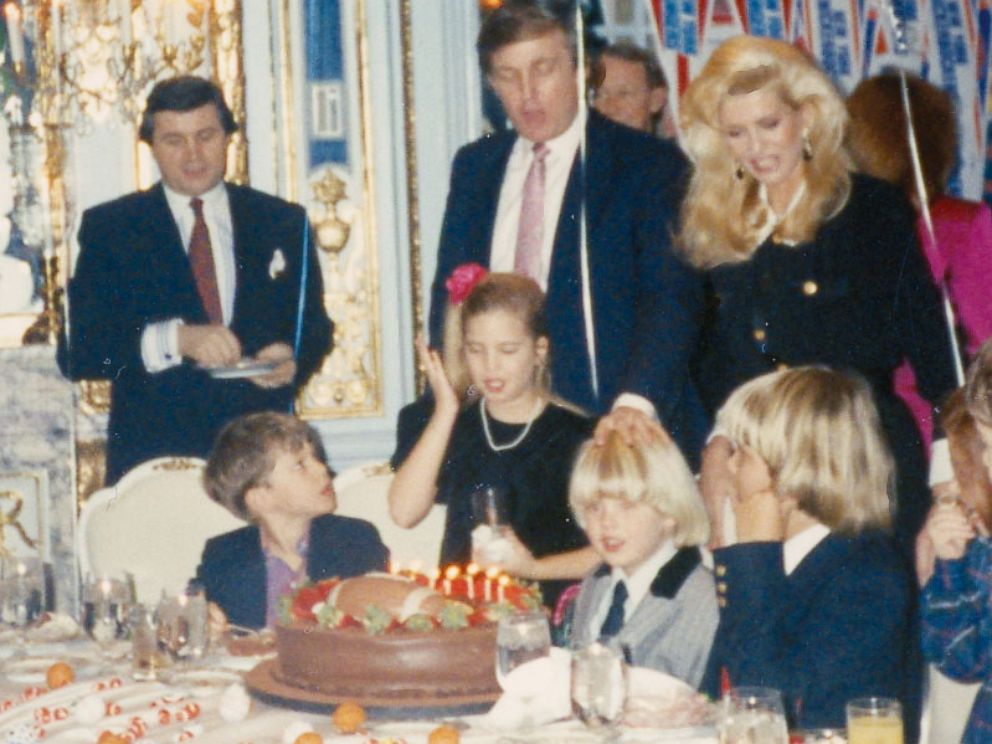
xmin=445 ymin=263 xmax=488 ymax=306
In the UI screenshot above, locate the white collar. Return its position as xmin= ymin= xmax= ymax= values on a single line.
xmin=162 ymin=180 xmax=228 ymax=213
xmin=513 ymin=107 xmax=586 ymax=161
xmin=783 ymin=521 xmax=830 ymax=575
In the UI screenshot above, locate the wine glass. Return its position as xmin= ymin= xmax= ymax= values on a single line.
xmin=571 ymin=643 xmax=627 ymax=741
xmin=156 ymin=589 xmax=209 ymax=665
xmin=718 ymin=686 xmax=789 ymax=744
xmin=81 ymin=576 xmax=133 ymax=656
xmin=0 ymin=557 xmax=47 ymax=630
xmin=496 ymin=610 xmax=551 ymax=730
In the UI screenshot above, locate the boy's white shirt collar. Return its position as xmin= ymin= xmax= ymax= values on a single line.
xmin=608 ymin=538 xmax=677 ymax=620
xmin=782 ymin=521 xmax=830 ymax=575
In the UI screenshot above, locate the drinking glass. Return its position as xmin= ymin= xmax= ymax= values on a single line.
xmin=156 ymin=589 xmax=209 ymax=664
xmin=129 ymin=604 xmax=166 ymax=681
xmin=496 ymin=610 xmax=551 ymax=682
xmin=571 ymin=643 xmax=627 ymax=741
xmin=718 ymin=686 xmax=789 ymax=744
xmin=81 ymin=576 xmax=133 ymax=654
xmin=846 ymin=697 xmax=904 ymax=744
xmin=471 ymin=487 xmax=512 ymax=563
xmin=495 ymin=610 xmax=551 ymax=730
xmin=0 ymin=557 xmax=45 ymax=626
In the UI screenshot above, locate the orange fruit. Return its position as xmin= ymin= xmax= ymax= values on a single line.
xmin=293 ymin=733 xmax=323 ymax=744
xmin=428 ymin=724 xmax=461 ymax=744
xmin=46 ymin=661 xmax=75 ymax=689
xmin=97 ymin=733 xmax=127 ymax=744
xmin=331 ymin=701 xmax=366 ymax=734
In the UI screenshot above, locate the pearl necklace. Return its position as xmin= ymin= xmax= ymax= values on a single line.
xmin=480 ymin=397 xmax=543 ymax=452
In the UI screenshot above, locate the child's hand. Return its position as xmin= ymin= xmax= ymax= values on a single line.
xmin=416 ymin=336 xmax=458 ymax=417
xmin=700 ymin=437 xmax=736 ymax=548
xmin=925 ymin=502 xmax=975 ymax=561
xmin=732 ymin=488 xmax=784 ymax=542
xmin=473 ymin=528 xmax=536 ymax=578
xmin=207 ymin=601 xmax=229 ymax=641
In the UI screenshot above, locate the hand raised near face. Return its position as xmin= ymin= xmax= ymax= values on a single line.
xmin=416 ymin=335 xmax=459 ymax=419
xmin=925 ymin=501 xmax=976 ymax=562
xmin=731 ymin=488 xmax=785 ymax=543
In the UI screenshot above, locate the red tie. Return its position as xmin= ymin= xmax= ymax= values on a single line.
xmin=514 ymin=142 xmax=549 ymax=282
xmin=188 ymin=197 xmax=222 ymax=324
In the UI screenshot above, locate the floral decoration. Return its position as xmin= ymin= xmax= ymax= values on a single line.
xmin=444 ymin=263 xmax=488 ymax=306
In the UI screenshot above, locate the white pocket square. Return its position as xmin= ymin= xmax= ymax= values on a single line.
xmin=268 ymin=249 xmax=286 ymax=279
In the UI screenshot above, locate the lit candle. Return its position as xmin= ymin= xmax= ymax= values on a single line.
xmin=466 ymin=563 xmax=479 ymax=600
xmin=4 ymin=3 xmax=25 ymax=67
xmin=430 ymin=567 xmax=441 ymax=591
xmin=443 ymin=565 xmax=459 ymax=596
xmin=484 ymin=566 xmax=499 ymax=603
xmin=99 ymin=578 xmax=112 ymax=597
xmin=389 ymin=560 xmax=400 ymax=575
xmin=497 ymin=574 xmax=510 ymax=604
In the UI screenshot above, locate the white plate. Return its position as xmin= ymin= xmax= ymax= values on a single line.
xmin=3 ymin=654 xmax=102 ymax=685
xmin=203 ymin=359 xmax=280 ymax=380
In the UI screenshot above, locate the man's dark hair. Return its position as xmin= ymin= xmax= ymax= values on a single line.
xmin=477 ymin=0 xmax=577 ymax=76
xmin=593 ymin=40 xmax=667 ymax=90
xmin=138 ymin=75 xmax=238 ymax=144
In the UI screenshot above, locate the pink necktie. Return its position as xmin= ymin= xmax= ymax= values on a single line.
xmin=514 ymin=142 xmax=549 ymax=282
xmin=188 ymin=197 xmax=223 ymax=324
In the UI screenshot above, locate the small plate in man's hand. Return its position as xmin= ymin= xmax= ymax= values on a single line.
xmin=203 ymin=359 xmax=280 ymax=380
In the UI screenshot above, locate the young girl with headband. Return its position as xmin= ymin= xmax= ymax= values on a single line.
xmin=389 ymin=266 xmax=598 ymax=607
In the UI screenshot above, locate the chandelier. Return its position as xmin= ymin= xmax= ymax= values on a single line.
xmin=1 ymin=0 xmax=241 ymax=344
xmin=3 ymin=0 xmax=209 ymax=128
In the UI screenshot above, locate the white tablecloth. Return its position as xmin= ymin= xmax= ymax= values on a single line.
xmin=0 ymin=640 xmax=717 ymax=743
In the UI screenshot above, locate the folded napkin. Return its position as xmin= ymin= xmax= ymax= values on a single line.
xmin=484 ymin=647 xmax=572 ymax=730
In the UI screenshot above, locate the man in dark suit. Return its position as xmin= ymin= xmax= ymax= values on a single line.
xmin=429 ymin=1 xmax=705 ymax=460
xmin=61 ymin=77 xmax=332 ymax=484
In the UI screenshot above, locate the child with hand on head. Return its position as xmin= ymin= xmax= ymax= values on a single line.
xmin=702 ymin=366 xmax=918 ymax=734
xmin=921 ymin=340 xmax=992 ymax=744
xmin=566 ymin=430 xmax=717 ymax=688
xmin=197 ymin=412 xmax=388 ymax=631
xmin=388 ymin=267 xmax=598 ymax=608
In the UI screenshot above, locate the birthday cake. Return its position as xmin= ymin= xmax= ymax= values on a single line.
xmin=272 ymin=571 xmax=540 ymax=706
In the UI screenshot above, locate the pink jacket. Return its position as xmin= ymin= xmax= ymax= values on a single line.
xmin=895 ymin=196 xmax=992 ymax=452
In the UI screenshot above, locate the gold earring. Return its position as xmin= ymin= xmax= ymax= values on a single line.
xmin=802 ymin=132 xmax=813 ymax=161
xmin=735 ymin=163 xmax=744 ymax=180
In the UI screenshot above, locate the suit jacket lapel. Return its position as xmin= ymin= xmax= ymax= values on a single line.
xmin=572 ymin=566 xmax=612 ymax=649
xmin=237 ymin=527 xmax=268 ymax=629
xmin=784 ymin=533 xmax=855 ymax=627
xmin=143 ymin=184 xmax=207 ymax=323
xmin=477 ymin=135 xmax=517 ymax=265
xmin=225 ymin=183 xmax=254 ymax=325
xmin=620 ymin=547 xmax=701 ymax=649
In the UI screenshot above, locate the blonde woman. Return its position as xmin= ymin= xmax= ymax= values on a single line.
xmin=704 ymin=366 xmax=917 ymax=733
xmin=679 ymin=35 xmax=957 ymax=555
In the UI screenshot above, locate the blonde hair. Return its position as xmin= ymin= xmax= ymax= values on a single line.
xmin=678 ymin=35 xmax=851 ymax=267
xmin=965 ymin=337 xmax=992 ymax=428
xmin=441 ymin=272 xmax=551 ymax=403
xmin=569 ymin=431 xmax=710 ymax=547
xmin=716 ymin=366 xmax=892 ymax=533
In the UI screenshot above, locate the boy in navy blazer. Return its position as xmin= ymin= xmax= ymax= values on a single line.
xmin=196 ymin=412 xmax=388 ymax=630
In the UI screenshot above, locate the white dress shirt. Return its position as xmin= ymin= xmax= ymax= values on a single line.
xmin=141 ymin=182 xmax=236 ymax=372
xmin=489 ymin=110 xmax=585 ymax=290
xmin=590 ymin=538 xmax=678 ymax=633
xmin=782 ymin=522 xmax=830 ymax=575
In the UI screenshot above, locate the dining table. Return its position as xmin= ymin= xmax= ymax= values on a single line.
xmin=0 ymin=629 xmax=719 ymax=744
